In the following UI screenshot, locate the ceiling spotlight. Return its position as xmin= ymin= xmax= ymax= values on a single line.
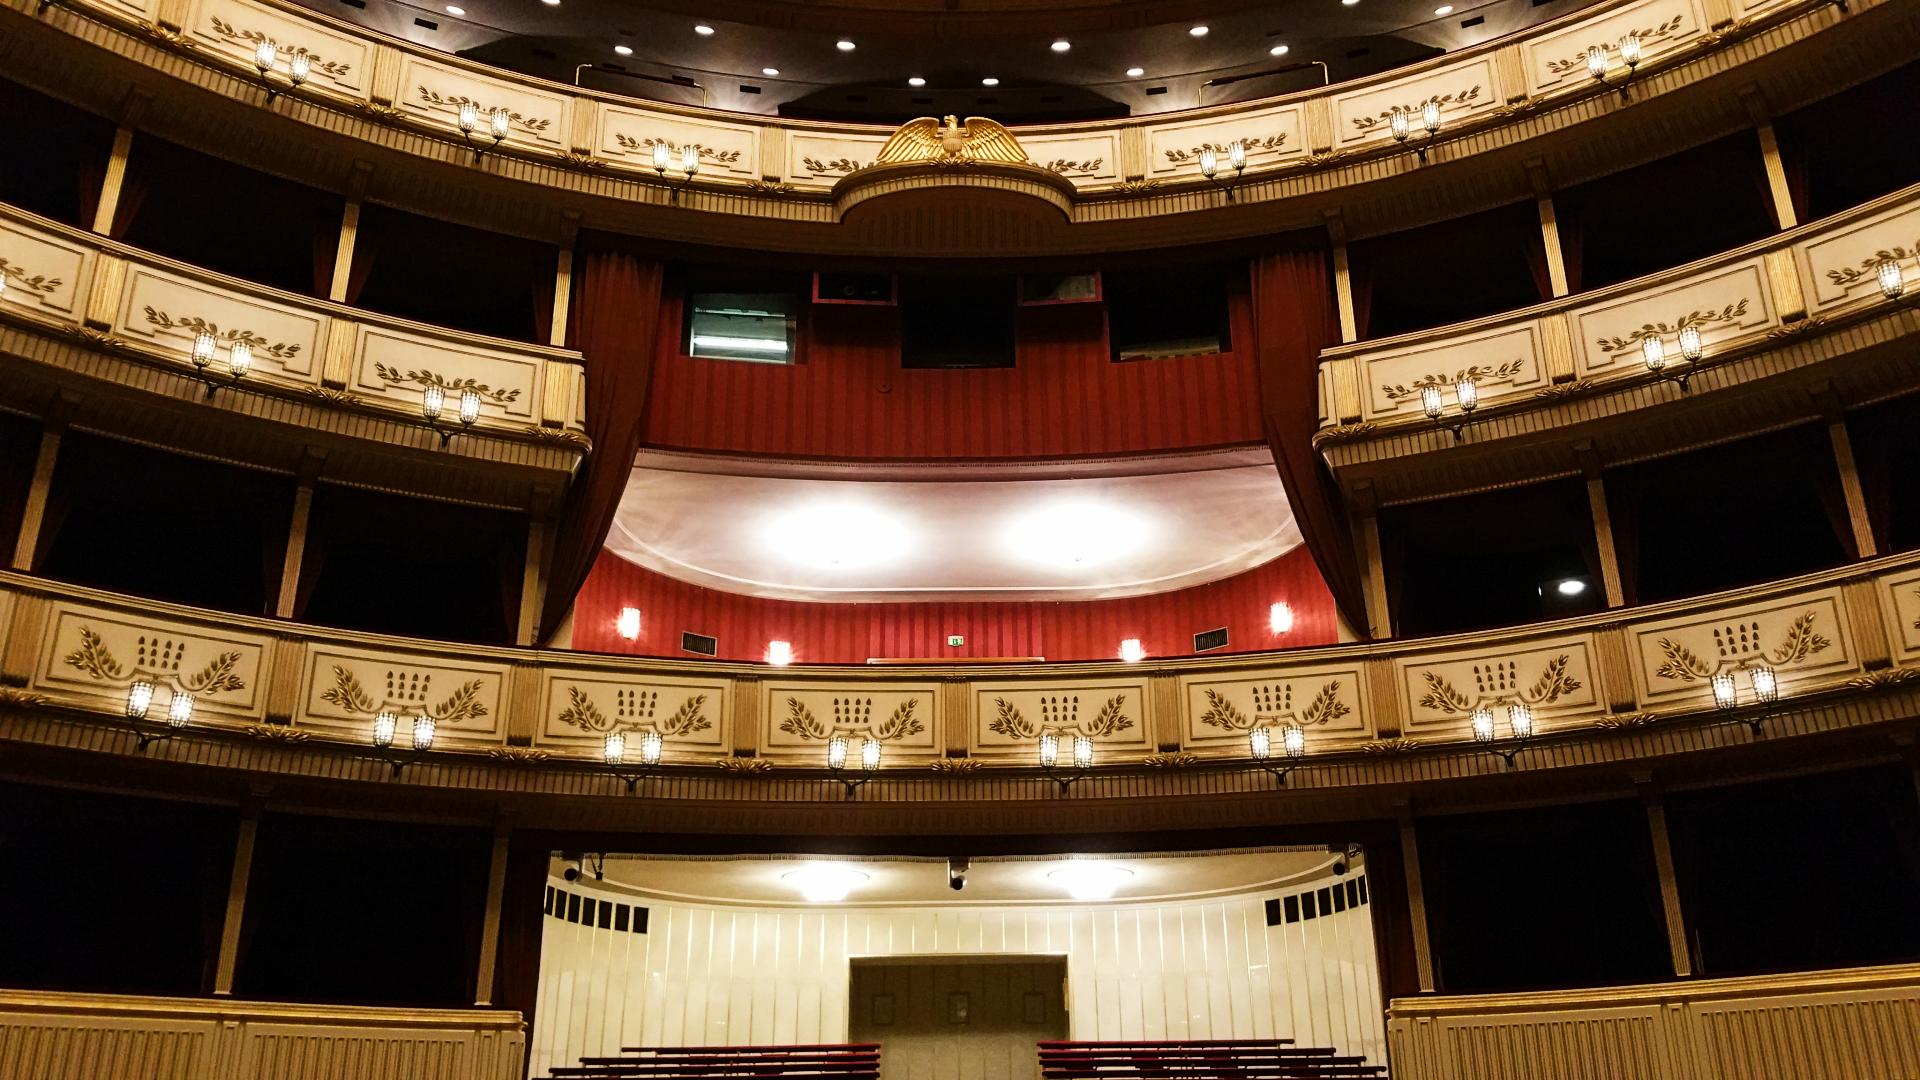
xmin=783 ymin=864 xmax=868 ymax=903
xmin=1189 ymin=25 xmax=1209 ymax=36
xmin=614 ymin=44 xmax=633 ymax=56
xmin=1434 ymin=3 xmax=1453 ymax=13
xmin=1048 ymin=862 xmax=1134 ymax=901
xmin=1126 ymin=66 xmax=1145 ymax=76
xmin=1051 ymin=39 xmax=1071 ymax=52
xmin=1555 ymin=578 xmax=1589 ymax=597
xmin=836 ymin=39 xmax=856 ymax=51
xmin=694 ymin=23 xmax=714 ymax=34
xmin=762 ymin=67 xmax=780 ymax=76
xmin=981 ymin=77 xmax=1000 ymax=86
xmin=541 ymin=0 xmax=559 ymax=5
xmin=1270 ymin=44 xmax=1290 ymax=56
xmin=1342 ymin=0 xmax=1360 ymax=5
xmin=444 ymin=4 xmax=463 ymax=14
xmin=908 ymin=76 xmax=926 ymax=86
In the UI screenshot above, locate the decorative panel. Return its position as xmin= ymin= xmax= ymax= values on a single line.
xmin=299 ymin=646 xmax=509 ymax=741
xmin=350 ymin=325 xmax=542 ymax=422
xmin=1431 ymin=1007 xmax=1670 ymax=1080
xmin=234 ymin=1023 xmax=490 ymax=1080
xmin=1688 ymin=983 xmax=1920 ymax=1080
xmin=535 ymin=669 xmax=730 ymax=751
xmin=1568 ymin=257 xmax=1776 ymax=377
xmin=1521 ymin=0 xmax=1708 ymax=96
xmin=598 ymin=106 xmax=760 ymax=179
xmin=1019 ymin=133 xmax=1121 ymax=185
xmin=1628 ymin=587 xmax=1856 ymax=706
xmin=117 ymin=266 xmax=326 ymax=382
xmin=969 ymin=680 xmax=1153 ymax=757
xmin=31 ymin=604 xmax=270 ymax=719
xmin=1354 ymin=321 xmax=1545 ymax=419
xmin=1879 ymin=566 xmax=1920 ymax=662
xmin=1178 ymin=665 xmax=1371 ymax=753
xmin=786 ymin=132 xmax=888 ymax=183
xmin=397 ymin=56 xmax=569 ymax=151
xmin=759 ymin=681 xmax=941 ymax=761
xmin=1397 ymin=636 xmax=1602 ymax=735
xmin=1795 ymin=198 xmax=1920 ymax=310
xmin=0 ymin=217 xmax=91 ymax=323
xmin=1144 ymin=105 xmax=1306 ymax=178
xmin=1330 ymin=56 xmax=1500 ymax=150
xmin=185 ymin=0 xmax=372 ymax=99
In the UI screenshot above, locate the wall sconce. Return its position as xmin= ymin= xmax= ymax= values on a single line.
xmin=1877 ymin=259 xmax=1911 ymax=303
xmin=1248 ymin=722 xmax=1307 ymax=784
xmin=1712 ymin=664 xmax=1780 ymax=733
xmin=1269 ymin=602 xmax=1294 ymax=634
xmin=615 ymin=606 xmax=642 ymax=641
xmin=189 ymin=333 xmax=252 ymax=399
xmin=1118 ymin=638 xmax=1146 ymax=663
xmin=421 ymin=386 xmax=481 ymax=447
xmin=766 ymin=640 xmax=794 ymax=666
xmin=458 ymin=103 xmax=510 ymax=163
xmin=827 ymin=733 xmax=882 ymax=798
xmin=653 ymin=143 xmax=702 ymax=202
xmin=1391 ymin=103 xmax=1442 ymax=162
xmin=369 ymin=710 xmax=436 ymax=776
xmin=1470 ymin=702 xmax=1534 ymax=766
xmin=1198 ymin=141 xmax=1247 ymax=201
xmin=1587 ymin=34 xmax=1641 ymax=101
xmin=1420 ymin=378 xmax=1479 ymax=441
xmin=117 ymin=679 xmax=193 ymax=751
xmin=1640 ymin=325 xmax=1705 ymax=390
xmin=252 ymin=41 xmax=310 ymax=103
xmin=1039 ymin=731 xmax=1094 ymax=792
xmin=603 ymin=729 xmax=663 ymax=792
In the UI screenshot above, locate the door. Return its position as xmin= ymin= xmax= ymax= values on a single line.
xmin=848 ymin=957 xmax=1069 ymax=1080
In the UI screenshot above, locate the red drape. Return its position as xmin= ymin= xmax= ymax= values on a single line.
xmin=539 ymin=236 xmax=667 ymax=640
xmin=1249 ymin=235 xmax=1370 ymax=638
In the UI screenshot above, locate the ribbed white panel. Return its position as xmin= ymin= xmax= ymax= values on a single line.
xmin=531 ymin=874 xmax=1386 ymax=1079
xmin=234 ymin=1025 xmax=504 ymax=1080
xmin=0 ymin=1017 xmax=210 ymax=1080
xmin=1441 ymin=1008 xmax=1670 ymax=1080
xmin=1690 ymin=988 xmax=1920 ymax=1080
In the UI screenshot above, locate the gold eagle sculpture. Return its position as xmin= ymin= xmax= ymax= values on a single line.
xmin=875 ymin=115 xmax=1028 ymax=166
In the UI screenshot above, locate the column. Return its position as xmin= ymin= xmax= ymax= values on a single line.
xmin=1813 ymin=384 xmax=1877 ymax=558
xmin=327 ymin=161 xmax=374 ymax=303
xmin=1576 ymin=442 xmax=1627 ymax=607
xmin=1637 ymin=779 xmax=1694 ymax=977
xmin=516 ymin=487 xmax=558 ymax=647
xmin=473 ymin=818 xmax=513 ymax=1007
xmin=212 ymin=797 xmax=265 ymax=995
xmin=1526 ymin=159 xmax=1571 ymax=298
xmin=10 ymin=396 xmax=77 ymax=572
xmin=1741 ymin=91 xmax=1798 ymax=231
xmin=273 ymin=449 xmax=325 ymax=619
xmin=549 ymin=212 xmax=580 ymax=349
xmin=1326 ymin=209 xmax=1359 ymax=343
xmin=1352 ymin=481 xmax=1392 ymax=639
xmin=1396 ymin=804 xmax=1437 ymax=992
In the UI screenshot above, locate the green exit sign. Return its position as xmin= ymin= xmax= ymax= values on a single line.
xmin=947 ymin=635 xmax=965 ymax=647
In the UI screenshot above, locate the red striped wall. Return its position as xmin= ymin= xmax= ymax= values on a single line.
xmin=571 ymin=546 xmax=1336 ymax=663
xmin=640 ymin=287 xmax=1265 ymax=460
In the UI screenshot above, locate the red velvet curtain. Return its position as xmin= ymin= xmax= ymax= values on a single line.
xmin=1249 ymin=234 xmax=1370 ymax=638
xmin=539 ymin=235 xmax=667 ymax=640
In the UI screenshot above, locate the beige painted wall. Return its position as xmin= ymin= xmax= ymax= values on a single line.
xmin=848 ymin=959 xmax=1067 ymax=1080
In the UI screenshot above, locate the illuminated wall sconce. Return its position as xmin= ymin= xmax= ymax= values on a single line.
xmin=458 ymin=103 xmax=510 ymax=163
xmin=369 ymin=709 xmax=437 ymax=776
xmin=1470 ymin=702 xmax=1534 ymax=766
xmin=252 ymin=41 xmax=311 ymax=102
xmin=615 ymin=606 xmax=642 ymax=641
xmin=766 ymin=640 xmax=794 ymax=666
xmin=1248 ymin=722 xmax=1307 ymax=784
xmin=1420 ymin=378 xmax=1479 ymax=441
xmin=1391 ymin=102 xmax=1442 ymax=162
xmin=1198 ymin=140 xmax=1247 ymax=201
xmin=1712 ymin=664 xmax=1780 ymax=733
xmin=188 ymin=333 xmax=252 ymax=399
xmin=652 ymin=143 xmax=702 ymax=202
xmin=827 ymin=733 xmax=882 ymax=797
xmin=421 ymin=385 xmax=482 ymax=447
xmin=1877 ymin=259 xmax=1910 ymax=303
xmin=1038 ymin=731 xmax=1094 ymax=792
xmin=603 ymin=728 xmax=663 ymax=791
xmin=1586 ymin=33 xmax=1641 ymax=101
xmin=1118 ymin=638 xmax=1146 ymax=663
xmin=1639 ymin=324 xmax=1706 ymax=390
xmin=118 ymin=679 xmax=193 ymax=750
xmin=1270 ymin=602 xmax=1295 ymax=634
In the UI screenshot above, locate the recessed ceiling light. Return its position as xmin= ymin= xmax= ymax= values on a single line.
xmin=1049 ymin=862 xmax=1134 ymax=901
xmin=907 ymin=76 xmax=926 ymax=87
xmin=694 ymin=23 xmax=714 ymax=35
xmin=1555 ymin=578 xmax=1589 ymax=596
xmin=1003 ymin=502 xmax=1153 ymax=570
xmin=1126 ymin=66 xmax=1145 ymax=76
xmin=783 ymin=864 xmax=869 ymax=903
xmin=1434 ymin=3 xmax=1454 ymax=13
xmin=1051 ymin=39 xmax=1071 ymax=52
xmin=836 ymin=39 xmax=855 ymax=51
xmin=444 ymin=4 xmax=463 ymax=13
xmin=982 ymin=77 xmax=1000 ymax=86
xmin=762 ymin=67 xmax=780 ymax=76
xmin=1342 ymin=0 xmax=1360 ymax=6
xmin=541 ymin=0 xmax=559 ymax=5
xmin=766 ymin=503 xmax=910 ymax=570
xmin=613 ymin=44 xmax=633 ymax=56
xmin=1189 ymin=24 xmax=1209 ymax=36
xmin=1270 ymin=44 xmax=1290 ymax=56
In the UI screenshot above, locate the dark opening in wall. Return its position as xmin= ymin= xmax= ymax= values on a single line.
xmin=0 ymin=411 xmax=43 ymax=559
xmin=1606 ymin=423 xmax=1850 ymax=605
xmin=349 ymin=205 xmax=556 ymax=343
xmin=119 ymin=135 xmax=345 ymax=297
xmin=0 ymin=782 xmax=234 ymax=995
xmin=1554 ymin=132 xmax=1778 ymax=292
xmin=297 ymin=485 xmax=526 ymax=644
xmin=1379 ymin=478 xmax=1601 ymax=637
xmin=235 ymin=813 xmax=490 ymax=1007
xmin=1850 ymin=391 xmax=1920 ymax=554
xmin=1348 ymin=202 xmax=1548 ymax=339
xmin=1104 ymin=263 xmax=1233 ymax=360
xmin=900 ymin=275 xmax=1016 ymax=368
xmin=1775 ymin=60 xmax=1920 ymax=223
xmin=35 ymin=433 xmax=293 ymax=616
xmin=1666 ymin=766 xmax=1920 ymax=976
xmin=1418 ymin=800 xmax=1671 ymax=992
xmin=0 ymin=78 xmax=115 ymax=227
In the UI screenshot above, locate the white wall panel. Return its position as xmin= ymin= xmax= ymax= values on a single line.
xmin=532 ymin=872 xmax=1386 ymax=1078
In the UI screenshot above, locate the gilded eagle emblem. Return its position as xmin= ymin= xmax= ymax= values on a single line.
xmin=875 ymin=115 xmax=1028 ymax=167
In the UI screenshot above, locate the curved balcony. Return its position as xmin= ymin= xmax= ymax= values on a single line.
xmin=5 ymin=0 xmax=1910 ymax=254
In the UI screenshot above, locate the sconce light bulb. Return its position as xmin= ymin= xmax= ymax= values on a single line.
xmin=412 ymin=714 xmax=437 ymax=751
xmin=372 ymin=710 xmax=397 ymax=748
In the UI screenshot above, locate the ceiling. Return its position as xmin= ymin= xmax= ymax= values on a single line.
xmin=293 ymin=0 xmax=1597 ymax=121
xmin=560 ymin=847 xmax=1350 ymax=906
xmin=604 ymin=447 xmax=1301 ymax=602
